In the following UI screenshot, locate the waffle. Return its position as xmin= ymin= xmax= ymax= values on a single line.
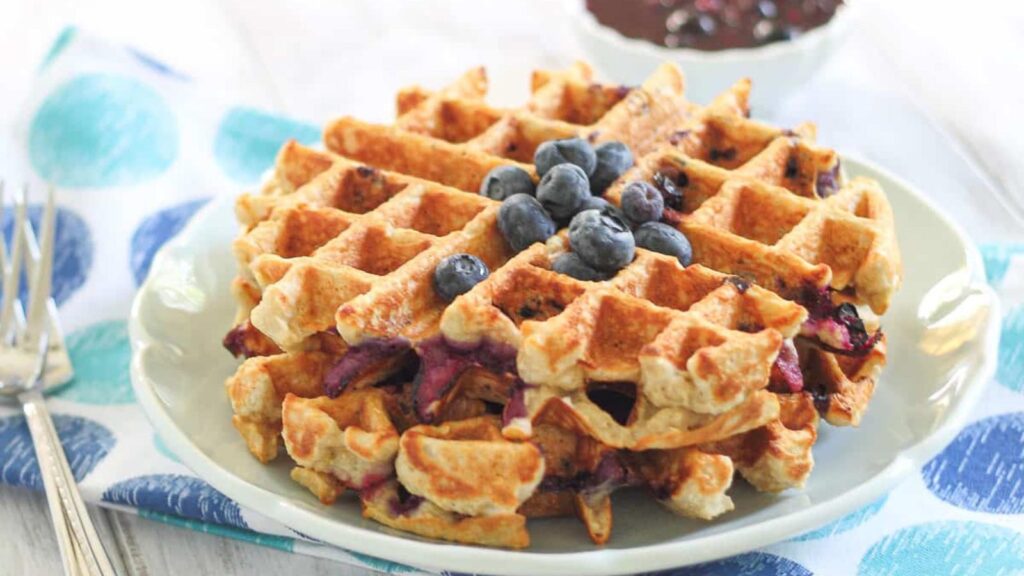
xmin=458 ymin=244 xmax=805 ymax=447
xmin=281 ymin=389 xmax=399 ymax=494
xmin=222 ymin=61 xmax=902 ymax=548
xmin=606 ymin=153 xmax=902 ymax=314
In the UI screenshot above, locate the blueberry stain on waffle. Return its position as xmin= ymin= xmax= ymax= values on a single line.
xmin=222 ymin=62 xmax=902 ymax=548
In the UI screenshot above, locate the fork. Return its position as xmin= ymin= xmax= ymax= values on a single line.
xmin=0 ymin=183 xmax=116 ymax=576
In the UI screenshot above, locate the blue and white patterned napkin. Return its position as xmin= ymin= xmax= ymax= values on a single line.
xmin=0 ymin=28 xmax=1021 ymax=576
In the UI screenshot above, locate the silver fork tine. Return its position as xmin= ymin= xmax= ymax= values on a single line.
xmin=0 ymin=186 xmax=26 ymax=342
xmin=17 ymin=186 xmax=72 ymax=386
xmin=25 ymin=186 xmax=54 ymax=344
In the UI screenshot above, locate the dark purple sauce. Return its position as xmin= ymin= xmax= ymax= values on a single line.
xmin=797 ymin=285 xmax=881 ymax=356
xmin=323 ymin=337 xmax=411 ymax=397
xmin=769 ymin=339 xmax=804 ymax=393
xmin=389 ymin=485 xmax=425 ymax=517
xmin=653 ymin=171 xmax=685 ymax=212
xmin=412 ymin=336 xmax=518 ymax=422
xmin=537 ymin=475 xmax=580 ymax=493
xmin=581 ymin=452 xmax=636 ymax=497
xmin=375 ymin=356 xmax=422 ymax=392
xmin=222 ymin=324 xmax=252 ymax=359
xmin=806 ymin=378 xmax=832 ymax=414
xmin=536 ymin=452 xmax=638 ymax=500
xmin=502 ymin=382 xmax=530 ymax=427
xmin=354 ymin=473 xmax=390 ymax=492
xmin=815 ymin=159 xmax=841 ymax=198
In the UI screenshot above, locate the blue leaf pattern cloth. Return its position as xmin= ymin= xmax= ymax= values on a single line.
xmin=103 ymin=474 xmax=248 ymax=529
xmin=0 ymin=27 xmax=1020 ymax=576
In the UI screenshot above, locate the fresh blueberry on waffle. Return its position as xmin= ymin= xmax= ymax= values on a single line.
xmin=223 ymin=61 xmax=901 ymax=549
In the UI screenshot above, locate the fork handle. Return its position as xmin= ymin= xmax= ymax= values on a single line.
xmin=20 ymin=391 xmax=79 ymax=575
xmin=20 ymin=390 xmax=117 ymax=576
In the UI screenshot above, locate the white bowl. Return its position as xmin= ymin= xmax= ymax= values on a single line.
xmin=129 ymin=156 xmax=999 ymax=575
xmin=569 ymin=0 xmax=855 ymax=110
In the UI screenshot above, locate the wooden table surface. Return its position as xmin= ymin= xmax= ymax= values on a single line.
xmin=0 ymin=486 xmax=359 ymax=576
xmin=0 ymin=0 xmax=1020 ymax=574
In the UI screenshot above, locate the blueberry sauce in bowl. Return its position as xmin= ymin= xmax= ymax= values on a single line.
xmin=585 ymin=0 xmax=844 ymax=51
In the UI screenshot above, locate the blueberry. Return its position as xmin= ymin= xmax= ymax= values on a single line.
xmin=552 ymin=252 xmax=606 ymax=282
xmin=497 ymin=193 xmax=557 ymax=252
xmin=536 ymin=164 xmax=590 ymax=221
xmin=578 ymin=195 xmax=630 ymax=227
xmin=589 ymin=141 xmax=634 ymax=195
xmin=576 ymin=194 xmax=613 ymax=215
xmin=579 ymin=194 xmax=610 ymax=212
xmin=568 ymin=209 xmax=635 ymax=273
xmin=577 ymin=204 xmax=631 ymax=232
xmin=480 ymin=165 xmax=535 ymax=201
xmin=620 ymin=181 xmax=664 ymax=225
xmin=534 ymin=137 xmax=597 ymax=177
xmin=634 ymin=222 xmax=692 ymax=266
xmin=433 ymin=253 xmax=490 ymax=302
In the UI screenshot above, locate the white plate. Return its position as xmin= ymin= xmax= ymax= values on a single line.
xmin=129 ymin=156 xmax=1000 ymax=576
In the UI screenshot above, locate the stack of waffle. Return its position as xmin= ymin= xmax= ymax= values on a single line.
xmin=222 ymin=61 xmax=901 ymax=549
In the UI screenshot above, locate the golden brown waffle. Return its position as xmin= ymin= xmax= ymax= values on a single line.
xmin=222 ymin=61 xmax=902 ymax=548
xmin=362 ymin=479 xmax=532 ymax=548
xmin=452 ymin=244 xmax=804 ymax=447
xmin=281 ymin=389 xmax=400 ymax=494
xmin=394 ymin=416 xmax=544 ymax=546
xmin=608 ymin=154 xmax=901 ymax=314
xmin=226 ymin=349 xmax=336 ymax=463
xmin=704 ymin=392 xmax=819 ymax=493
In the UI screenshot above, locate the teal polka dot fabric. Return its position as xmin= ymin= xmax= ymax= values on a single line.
xmin=792 ymin=497 xmax=888 ymax=542
xmin=858 ymin=521 xmax=1024 ymax=576
xmin=56 ymin=320 xmax=135 ymax=404
xmin=214 ymin=107 xmax=320 ymax=184
xmin=29 ymin=73 xmax=179 ymax=187
xmin=1 ymin=27 xmax=1021 ymax=576
xmin=998 ymin=308 xmax=1024 ymax=392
